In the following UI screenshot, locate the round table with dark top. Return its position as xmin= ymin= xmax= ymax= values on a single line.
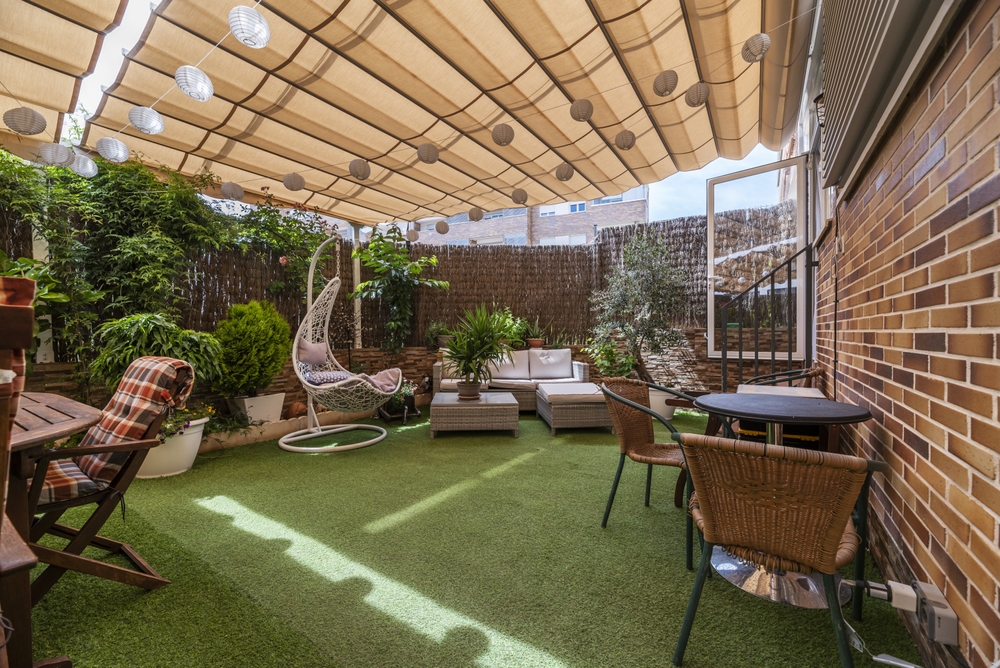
xmin=690 ymin=392 xmax=872 ymax=610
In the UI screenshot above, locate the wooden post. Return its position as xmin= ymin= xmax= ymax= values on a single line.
xmin=526 ymin=205 xmax=537 ymax=246
xmin=352 ymin=224 xmax=363 ymax=349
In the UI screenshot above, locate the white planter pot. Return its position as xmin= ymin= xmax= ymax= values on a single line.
xmin=647 ymin=389 xmax=677 ymax=422
xmin=228 ymin=393 xmax=285 ymax=424
xmin=137 ymin=417 xmax=209 ymax=479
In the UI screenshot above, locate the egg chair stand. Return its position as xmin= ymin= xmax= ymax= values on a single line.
xmin=278 ymin=235 xmax=402 ymax=453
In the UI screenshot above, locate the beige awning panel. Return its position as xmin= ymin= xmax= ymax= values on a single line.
xmin=27 ymin=0 xmax=809 ymax=225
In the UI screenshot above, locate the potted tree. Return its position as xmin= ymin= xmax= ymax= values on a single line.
xmin=213 ymin=300 xmax=292 ymax=423
xmin=442 ymin=305 xmax=512 ymax=400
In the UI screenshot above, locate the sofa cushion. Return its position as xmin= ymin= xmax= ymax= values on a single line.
xmin=529 ymin=348 xmax=573 ymax=379
xmin=537 ymin=382 xmax=605 ymax=404
xmin=440 ymin=378 xmax=489 ymax=391
xmin=489 ymin=378 xmax=537 ymax=390
xmin=489 ymin=350 xmax=530 ymax=379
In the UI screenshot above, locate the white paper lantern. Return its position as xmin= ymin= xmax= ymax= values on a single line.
xmin=221 ymin=181 xmax=244 ymax=200
xmin=685 ymin=82 xmax=710 ymax=107
xmin=3 ymin=107 xmax=46 ymax=135
xmin=406 ymin=228 xmax=419 ymax=242
xmin=417 ymin=143 xmax=439 ymax=164
xmin=469 ymin=207 xmax=483 ymax=221
xmin=492 ymin=123 xmax=514 ymax=146
xmin=615 ymin=130 xmax=636 ymax=150
xmin=71 ymin=154 xmax=98 ymax=178
xmin=283 ymin=172 xmax=306 ymax=191
xmin=39 ymin=143 xmax=74 ymax=167
xmin=175 ymin=65 xmax=214 ymax=102
xmin=128 ymin=106 xmax=165 ymax=134
xmin=570 ymin=99 xmax=593 ymax=122
xmin=653 ymin=70 xmax=678 ymax=97
xmin=96 ymin=136 xmax=130 ymax=163
xmin=228 ymin=6 xmax=271 ymax=49
xmin=349 ymin=159 xmax=371 ymax=180
xmin=555 ymin=162 xmax=574 ymax=181
xmin=435 ymin=220 xmax=449 ymax=234
xmin=511 ymin=188 xmax=527 ymax=205
xmin=742 ymin=33 xmax=771 ymax=63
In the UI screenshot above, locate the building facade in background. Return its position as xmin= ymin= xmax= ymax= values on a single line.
xmin=409 ymin=185 xmax=648 ymax=246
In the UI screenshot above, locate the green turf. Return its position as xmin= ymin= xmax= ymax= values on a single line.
xmin=32 ymin=411 xmax=922 ymax=667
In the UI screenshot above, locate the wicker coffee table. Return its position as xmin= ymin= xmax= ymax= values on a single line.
xmin=429 ymin=392 xmax=519 ymax=438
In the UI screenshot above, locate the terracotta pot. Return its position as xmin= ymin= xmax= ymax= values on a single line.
xmin=456 ymin=381 xmax=481 ymax=400
xmin=527 ymin=338 xmax=545 ymax=348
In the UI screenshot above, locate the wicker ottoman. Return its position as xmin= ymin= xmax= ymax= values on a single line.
xmin=536 ymin=383 xmax=613 ymax=435
xmin=429 ymin=391 xmax=519 ymax=438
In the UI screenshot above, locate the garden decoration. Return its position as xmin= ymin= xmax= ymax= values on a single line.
xmin=378 ymin=379 xmax=419 ymax=425
xmin=280 ymin=234 xmax=404 ymax=453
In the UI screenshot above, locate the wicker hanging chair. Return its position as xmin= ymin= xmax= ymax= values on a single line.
xmin=278 ymin=235 xmax=402 ymax=453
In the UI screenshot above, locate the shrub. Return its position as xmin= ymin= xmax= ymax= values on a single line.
xmin=213 ymin=301 xmax=291 ymax=397
xmin=90 ymin=313 xmax=222 ymax=391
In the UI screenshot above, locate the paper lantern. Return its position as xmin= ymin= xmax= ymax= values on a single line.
xmin=175 ymin=65 xmax=214 ymax=102
xmin=71 ymin=154 xmax=98 ymax=178
xmin=615 ymin=130 xmax=636 ymax=150
xmin=417 ymin=143 xmax=439 ymax=164
xmin=3 ymin=107 xmax=46 ymax=135
xmin=39 ymin=143 xmax=74 ymax=167
xmin=685 ymin=83 xmax=710 ymax=107
xmin=653 ymin=70 xmax=678 ymax=97
xmin=570 ymin=99 xmax=593 ymax=122
xmin=406 ymin=228 xmax=419 ymax=242
xmin=511 ymin=188 xmax=527 ymax=205
xmin=742 ymin=33 xmax=771 ymax=63
xmin=469 ymin=207 xmax=483 ymax=221
xmin=555 ymin=162 xmax=574 ymax=181
xmin=492 ymin=123 xmax=514 ymax=146
xmin=128 ymin=106 xmax=165 ymax=134
xmin=435 ymin=220 xmax=449 ymax=234
xmin=283 ymin=172 xmax=305 ymax=191
xmin=349 ymin=159 xmax=371 ymax=180
xmin=96 ymin=136 xmax=130 ymax=163
xmin=228 ymin=6 xmax=270 ymax=49
xmin=221 ymin=181 xmax=244 ymax=200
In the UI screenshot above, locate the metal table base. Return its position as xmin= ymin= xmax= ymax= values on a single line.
xmin=711 ymin=546 xmax=851 ymax=609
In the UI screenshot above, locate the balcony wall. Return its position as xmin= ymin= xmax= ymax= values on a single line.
xmin=816 ymin=1 xmax=1000 ymax=666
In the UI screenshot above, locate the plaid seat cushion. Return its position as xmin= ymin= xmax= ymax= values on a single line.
xmin=35 ymin=459 xmax=104 ymax=505
xmin=73 ymin=357 xmax=195 ymax=489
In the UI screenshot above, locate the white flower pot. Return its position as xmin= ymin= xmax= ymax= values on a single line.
xmin=647 ymin=389 xmax=677 ymax=423
xmin=228 ymin=392 xmax=285 ymax=424
xmin=137 ymin=417 xmax=209 ymax=479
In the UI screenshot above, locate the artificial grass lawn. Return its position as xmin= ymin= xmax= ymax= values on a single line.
xmin=33 ymin=412 xmax=921 ymax=667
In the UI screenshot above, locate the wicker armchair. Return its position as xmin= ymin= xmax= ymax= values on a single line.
xmin=671 ymin=433 xmax=888 ymax=668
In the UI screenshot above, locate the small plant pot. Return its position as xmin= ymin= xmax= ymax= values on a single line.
xmin=137 ymin=417 xmax=209 ymax=478
xmin=437 ymin=334 xmax=454 ymax=349
xmin=647 ymin=389 xmax=678 ymax=422
xmin=455 ymin=381 xmax=481 ymax=401
xmin=527 ymin=338 xmax=545 ymax=348
xmin=228 ymin=392 xmax=285 ymax=424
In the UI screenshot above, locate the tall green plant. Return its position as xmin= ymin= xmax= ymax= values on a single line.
xmin=442 ymin=305 xmax=512 ymax=384
xmin=350 ymin=226 xmax=448 ymax=352
xmin=212 ymin=301 xmax=291 ymax=398
xmin=590 ymin=233 xmax=685 ymax=382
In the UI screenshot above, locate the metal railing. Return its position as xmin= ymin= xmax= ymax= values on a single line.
xmin=719 ymin=245 xmax=814 ymax=391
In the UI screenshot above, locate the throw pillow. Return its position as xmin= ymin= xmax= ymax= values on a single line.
xmin=298 ymin=338 xmax=328 ymax=366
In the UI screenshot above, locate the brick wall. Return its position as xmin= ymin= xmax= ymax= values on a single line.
xmin=817 ymin=2 xmax=1000 ymax=665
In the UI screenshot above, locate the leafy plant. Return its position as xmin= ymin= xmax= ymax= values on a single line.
xmin=212 ymin=301 xmax=291 ymax=397
xmin=90 ymin=313 xmax=223 ymax=391
xmin=350 ymin=226 xmax=448 ymax=352
xmin=424 ymin=321 xmax=450 ymax=347
xmin=583 ymin=338 xmax=635 ymax=377
xmin=524 ymin=316 xmax=547 ymax=340
xmin=442 ymin=305 xmax=512 ymax=385
xmin=590 ymin=233 xmax=686 ymax=382
xmin=159 ymin=402 xmax=216 ymax=441
xmin=383 ymin=379 xmax=415 ymax=414
xmin=492 ymin=305 xmax=525 ymax=349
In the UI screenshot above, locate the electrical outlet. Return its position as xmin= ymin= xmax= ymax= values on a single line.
xmin=914 ymin=582 xmax=958 ymax=646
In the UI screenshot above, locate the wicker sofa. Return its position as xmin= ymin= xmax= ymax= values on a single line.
xmin=433 ymin=348 xmax=590 ymax=411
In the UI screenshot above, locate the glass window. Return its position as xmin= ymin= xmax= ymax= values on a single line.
xmin=592 ymin=194 xmax=623 ymax=205
xmin=503 ymin=233 xmax=527 ymax=245
xmin=570 ymin=202 xmax=586 ymax=213
xmin=446 ymin=239 xmax=469 ymax=246
xmin=484 ymin=210 xmax=504 ymax=219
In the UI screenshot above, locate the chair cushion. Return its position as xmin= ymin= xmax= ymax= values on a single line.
xmin=489 ymin=350 xmax=530 ymax=379
xmin=489 ymin=378 xmax=537 ymax=390
xmin=305 ymin=370 xmax=352 ymax=386
xmin=297 ymin=338 xmax=328 ymax=366
xmin=75 ymin=357 xmax=194 ymax=488
xmin=35 ymin=459 xmax=105 ymax=506
xmin=528 ymin=348 xmax=573 ymax=379
xmin=537 ymin=382 xmax=604 ymax=404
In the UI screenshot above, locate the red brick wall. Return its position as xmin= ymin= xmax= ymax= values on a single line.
xmin=816 ymin=2 xmax=1000 ymax=665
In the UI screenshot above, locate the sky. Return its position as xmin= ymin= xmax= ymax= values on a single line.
xmin=72 ymin=0 xmax=782 ymax=220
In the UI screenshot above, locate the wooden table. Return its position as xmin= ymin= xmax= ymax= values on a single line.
xmin=3 ymin=393 xmax=102 ymax=668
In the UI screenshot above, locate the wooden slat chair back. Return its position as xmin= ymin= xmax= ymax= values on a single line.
xmin=27 ymin=356 xmax=193 ymax=605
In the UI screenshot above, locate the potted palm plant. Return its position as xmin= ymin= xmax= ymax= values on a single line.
xmin=524 ymin=316 xmax=547 ymax=348
xmin=442 ymin=305 xmax=512 ymax=400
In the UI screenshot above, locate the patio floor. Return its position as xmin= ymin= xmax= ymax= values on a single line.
xmin=32 ymin=413 xmax=920 ymax=667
